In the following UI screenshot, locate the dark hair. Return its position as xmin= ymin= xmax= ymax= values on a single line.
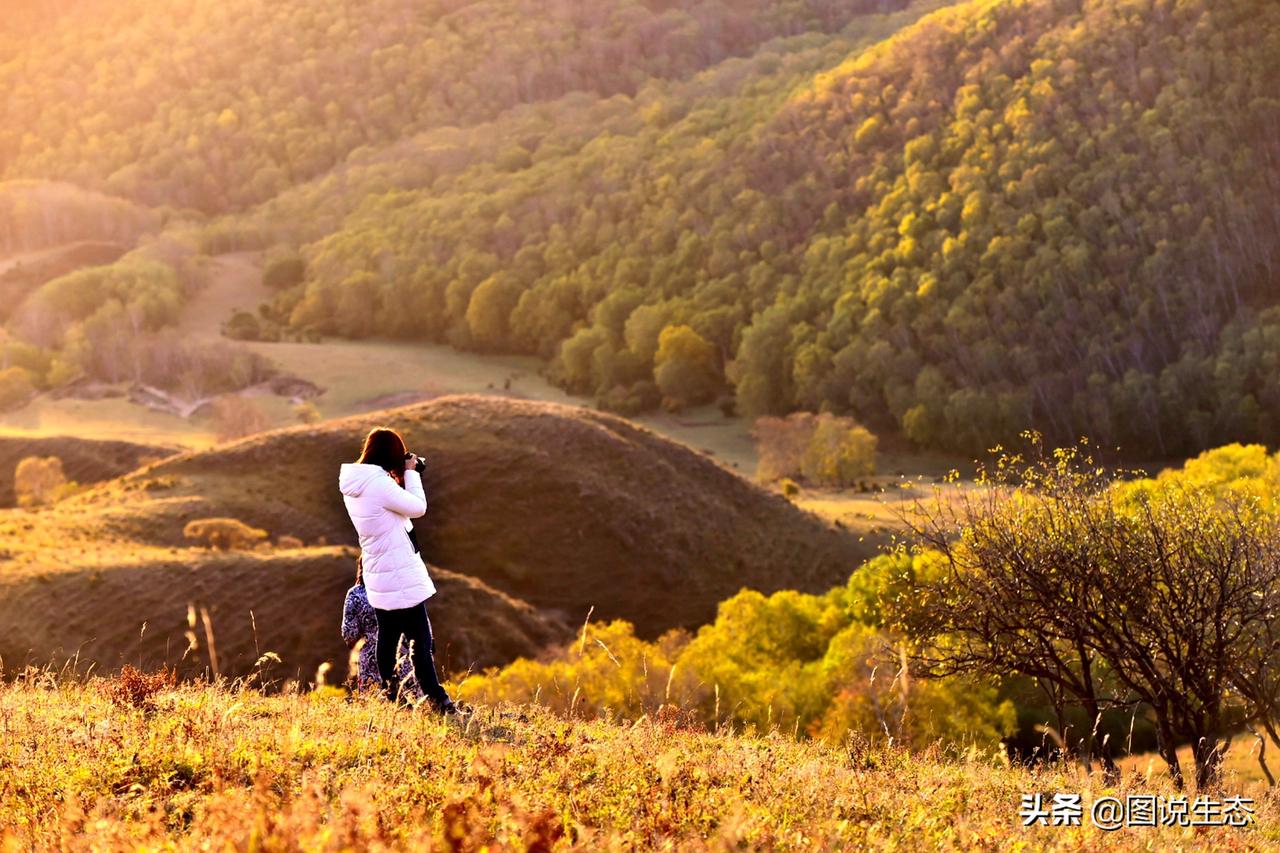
xmin=356 ymin=427 xmax=407 ymax=474
xmin=355 ymin=555 xmax=363 ymax=587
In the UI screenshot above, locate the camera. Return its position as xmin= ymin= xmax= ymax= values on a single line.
xmin=404 ymin=451 xmax=426 ymax=473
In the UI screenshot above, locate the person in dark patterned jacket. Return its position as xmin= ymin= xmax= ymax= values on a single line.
xmin=341 ymin=557 xmax=421 ymax=700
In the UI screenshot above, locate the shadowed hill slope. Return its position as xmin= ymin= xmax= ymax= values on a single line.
xmin=0 ymin=547 xmax=567 ymax=681
xmin=19 ymin=395 xmax=868 ymax=643
xmin=0 ymin=434 xmax=180 ymax=508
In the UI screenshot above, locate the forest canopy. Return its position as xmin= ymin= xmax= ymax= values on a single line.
xmin=4 ymin=0 xmax=1279 ymax=455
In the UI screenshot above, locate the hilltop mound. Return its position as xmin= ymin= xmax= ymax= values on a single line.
xmin=57 ymin=395 xmax=866 ymax=634
xmin=0 ymin=434 xmax=179 ymax=508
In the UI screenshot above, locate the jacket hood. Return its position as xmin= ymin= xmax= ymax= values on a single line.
xmin=339 ymin=462 xmax=390 ymax=497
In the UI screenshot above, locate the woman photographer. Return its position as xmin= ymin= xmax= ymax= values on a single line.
xmin=338 ymin=426 xmax=457 ymax=714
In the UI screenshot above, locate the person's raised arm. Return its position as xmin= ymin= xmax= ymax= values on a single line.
xmin=376 ymin=464 xmax=427 ymax=518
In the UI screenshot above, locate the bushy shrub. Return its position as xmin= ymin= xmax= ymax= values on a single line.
xmin=102 ymin=664 xmax=176 ymax=710
xmin=14 ymin=455 xmax=77 ymax=507
xmin=293 ymin=401 xmax=321 ymax=424
xmin=458 ymin=555 xmax=1016 ymax=751
xmin=183 ymin=517 xmax=269 ymax=550
xmin=223 ymin=310 xmax=261 ymax=341
xmin=596 ymin=381 xmax=661 ymax=416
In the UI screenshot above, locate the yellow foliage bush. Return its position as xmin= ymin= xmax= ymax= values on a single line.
xmin=14 ymin=455 xmax=78 ymax=508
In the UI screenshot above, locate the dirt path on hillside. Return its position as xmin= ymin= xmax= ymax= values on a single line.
xmin=0 ymin=246 xmax=60 ymax=276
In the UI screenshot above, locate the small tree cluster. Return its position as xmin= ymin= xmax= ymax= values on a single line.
xmin=262 ymin=252 xmax=306 ymax=290
xmin=183 ymin=517 xmax=269 ymax=550
xmin=894 ymin=434 xmax=1280 ymax=789
xmin=754 ymin=413 xmax=877 ymax=487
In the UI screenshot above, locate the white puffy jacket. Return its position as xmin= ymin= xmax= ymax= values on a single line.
xmin=338 ymin=463 xmax=436 ymax=610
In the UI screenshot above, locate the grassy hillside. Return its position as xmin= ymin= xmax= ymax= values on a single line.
xmin=0 ymin=548 xmax=567 ymax=680
xmin=0 ymin=395 xmax=868 ymax=678
xmin=0 ymin=434 xmax=179 ymax=507
xmin=1 ymin=678 xmax=1274 ymax=849
xmin=105 ymin=395 xmax=866 ymax=629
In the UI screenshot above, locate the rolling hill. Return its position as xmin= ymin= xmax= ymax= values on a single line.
xmin=0 ymin=395 xmax=869 ymax=679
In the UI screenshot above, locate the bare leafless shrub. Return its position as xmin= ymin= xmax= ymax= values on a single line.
xmin=754 ymin=413 xmax=816 ymax=483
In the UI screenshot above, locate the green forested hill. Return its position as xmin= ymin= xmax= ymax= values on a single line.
xmin=270 ymin=0 xmax=1280 ymax=455
xmin=0 ymin=0 xmax=907 ymax=212
xmin=6 ymin=0 xmax=1280 ymax=456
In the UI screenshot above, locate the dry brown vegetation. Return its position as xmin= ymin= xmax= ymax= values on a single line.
xmin=181 ymin=517 xmax=268 ymax=550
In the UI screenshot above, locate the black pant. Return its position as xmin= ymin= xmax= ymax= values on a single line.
xmin=373 ymin=601 xmax=450 ymax=708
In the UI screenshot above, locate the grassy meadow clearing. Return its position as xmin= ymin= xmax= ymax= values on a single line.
xmin=3 ymin=672 xmax=1277 ymax=851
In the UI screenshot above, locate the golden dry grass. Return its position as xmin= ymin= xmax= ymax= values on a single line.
xmin=1 ymin=675 xmax=1277 ymax=851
